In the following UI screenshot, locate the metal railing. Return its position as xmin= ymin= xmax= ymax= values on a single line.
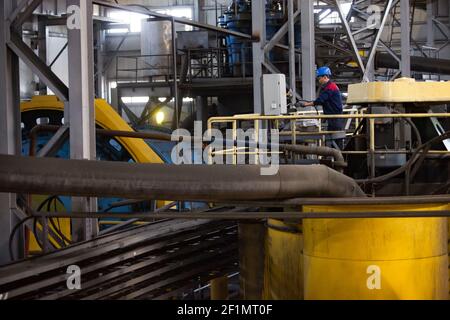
xmin=185 ymin=42 xmax=300 ymax=80
xmin=207 ymin=111 xmax=450 ymax=168
xmin=186 ymin=48 xmax=228 ymax=80
xmin=116 ymin=54 xmax=173 ymax=83
xmin=185 ymin=44 xmax=254 ymax=80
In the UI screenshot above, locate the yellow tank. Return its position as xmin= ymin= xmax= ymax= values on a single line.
xmin=264 ymin=219 xmax=304 ymax=300
xmin=303 ymin=204 xmax=449 ymax=300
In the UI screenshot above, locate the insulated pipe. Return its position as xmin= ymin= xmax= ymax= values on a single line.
xmin=0 ymin=155 xmax=364 ymax=201
xmin=375 ymin=52 xmax=450 ymax=75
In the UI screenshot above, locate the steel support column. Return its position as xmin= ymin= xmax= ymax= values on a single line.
xmin=301 ymin=0 xmax=316 ymax=100
xmin=427 ymin=0 xmax=435 ymax=47
xmin=196 ymin=96 xmax=208 ymax=129
xmin=288 ymin=0 xmax=296 ymax=104
xmin=38 ymin=15 xmax=47 ymax=94
xmin=94 ymin=21 xmax=105 ymax=98
xmin=363 ymin=0 xmax=394 ymax=82
xmin=251 ymin=0 xmax=265 ymax=114
xmin=67 ymin=0 xmax=98 ymax=242
xmin=0 ymin=0 xmax=22 ymax=265
xmin=171 ymin=17 xmax=180 ymax=130
xmin=400 ymin=0 xmax=411 ymax=77
xmin=335 ymin=0 xmax=366 ymax=76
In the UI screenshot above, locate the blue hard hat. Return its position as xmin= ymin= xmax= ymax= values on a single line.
xmin=316 ymin=66 xmax=332 ymax=77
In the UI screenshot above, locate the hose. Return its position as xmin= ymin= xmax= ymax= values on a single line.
xmin=391 ymin=110 xmax=423 ymax=147
xmin=9 ymin=216 xmax=34 ymax=261
xmin=280 ymin=144 xmax=347 ymax=169
xmin=358 ymin=131 xmax=450 ymax=185
xmin=32 ymin=196 xmax=72 ymax=249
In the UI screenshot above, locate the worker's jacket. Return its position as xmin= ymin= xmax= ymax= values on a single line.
xmin=313 ymin=81 xmax=344 ymax=131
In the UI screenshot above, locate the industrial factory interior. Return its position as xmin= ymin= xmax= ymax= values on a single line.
xmin=1 ymin=0 xmax=450 ymax=303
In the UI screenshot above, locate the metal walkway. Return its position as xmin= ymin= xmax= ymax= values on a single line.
xmin=0 ymin=219 xmax=238 ymax=300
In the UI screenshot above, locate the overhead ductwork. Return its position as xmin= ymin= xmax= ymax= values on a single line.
xmin=375 ymin=52 xmax=450 ymax=75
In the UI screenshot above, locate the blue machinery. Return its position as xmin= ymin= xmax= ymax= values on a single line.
xmin=20 ymin=96 xmax=181 ymax=251
xmin=218 ymin=0 xmax=301 ymax=76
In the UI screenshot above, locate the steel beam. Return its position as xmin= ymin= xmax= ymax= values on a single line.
xmin=93 ymin=0 xmax=252 ymax=40
xmin=171 ymin=17 xmax=180 ymax=130
xmin=66 ymin=0 xmax=98 ymax=242
xmin=94 ymin=21 xmax=105 ymax=98
xmin=301 ymin=0 xmax=316 ymax=100
xmin=363 ymin=0 xmax=394 ymax=82
xmin=288 ymin=0 xmax=297 ymax=104
xmin=427 ymin=0 xmax=435 ymax=47
xmin=36 ymin=125 xmax=69 ymax=158
xmin=9 ymin=0 xmax=41 ymax=29
xmin=335 ymin=0 xmax=365 ymax=75
xmin=252 ymin=0 xmax=265 ymax=114
xmin=264 ymin=9 xmax=301 ymax=53
xmin=37 ymin=15 xmax=47 ymax=94
xmin=196 ymin=96 xmax=208 ymax=129
xmin=400 ymin=0 xmax=411 ymax=77
xmin=0 ymin=0 xmax=22 ymax=265
xmin=7 ymin=32 xmax=69 ymax=101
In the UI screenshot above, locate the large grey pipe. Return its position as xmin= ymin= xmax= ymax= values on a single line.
xmin=375 ymin=52 xmax=450 ymax=75
xmin=0 ymin=155 xmax=364 ymax=201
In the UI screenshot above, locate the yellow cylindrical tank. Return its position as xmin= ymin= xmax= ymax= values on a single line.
xmin=264 ymin=219 xmax=304 ymax=300
xmin=448 ymin=216 xmax=450 ymax=299
xmin=303 ymin=204 xmax=448 ymax=300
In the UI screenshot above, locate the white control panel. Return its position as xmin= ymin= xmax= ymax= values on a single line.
xmin=263 ymin=74 xmax=287 ymax=116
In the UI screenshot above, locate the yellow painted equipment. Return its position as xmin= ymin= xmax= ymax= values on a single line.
xmin=264 ymin=219 xmax=304 ymax=300
xmin=210 ymin=276 xmax=229 ymax=300
xmin=21 ymin=96 xmax=165 ymax=253
xmin=347 ymin=78 xmax=450 ymax=104
xmin=21 ymin=96 xmax=164 ymax=164
xmin=303 ymin=204 xmax=448 ymax=300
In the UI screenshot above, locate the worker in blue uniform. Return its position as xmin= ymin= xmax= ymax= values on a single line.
xmin=299 ymin=66 xmax=345 ymax=148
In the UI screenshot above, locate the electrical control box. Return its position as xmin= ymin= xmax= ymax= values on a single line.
xmin=263 ymin=74 xmax=287 ymax=116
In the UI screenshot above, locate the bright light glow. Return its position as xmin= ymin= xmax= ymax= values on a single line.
xmin=108 ymin=10 xmax=148 ymax=33
xmin=108 ymin=7 xmax=193 ymax=33
xmin=169 ymin=97 xmax=194 ymax=103
xmin=155 ymin=111 xmax=165 ymax=125
xmin=315 ymin=2 xmax=352 ymax=24
xmin=121 ymin=96 xmax=150 ymax=104
xmin=110 ymin=81 xmax=118 ymax=89
xmin=156 ymin=7 xmax=193 ymax=31
xmin=158 ymin=97 xmax=167 ymax=103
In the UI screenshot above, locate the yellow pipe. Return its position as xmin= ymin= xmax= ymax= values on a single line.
xmin=264 ymin=219 xmax=303 ymax=300
xmin=208 ymin=113 xmax=450 ymax=128
xmin=303 ymin=204 xmax=448 ymax=300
